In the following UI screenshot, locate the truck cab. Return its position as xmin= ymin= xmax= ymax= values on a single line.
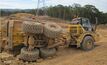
xmin=71 ymin=17 xmax=93 ymax=31
xmin=67 ymin=17 xmax=99 ymax=51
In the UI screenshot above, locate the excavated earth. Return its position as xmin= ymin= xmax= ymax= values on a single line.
xmin=0 ymin=13 xmax=107 ymax=65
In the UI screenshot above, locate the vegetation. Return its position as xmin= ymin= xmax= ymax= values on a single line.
xmin=47 ymin=4 xmax=107 ymax=24
xmin=0 ymin=4 xmax=107 ymax=24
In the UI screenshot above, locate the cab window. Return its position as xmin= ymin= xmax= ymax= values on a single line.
xmin=82 ymin=18 xmax=92 ymax=31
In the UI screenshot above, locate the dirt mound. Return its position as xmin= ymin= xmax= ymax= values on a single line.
xmin=0 ymin=13 xmax=69 ymax=33
xmin=2 ymin=13 xmax=68 ymax=23
xmin=98 ymin=24 xmax=107 ymax=29
xmin=7 ymin=13 xmax=36 ymax=21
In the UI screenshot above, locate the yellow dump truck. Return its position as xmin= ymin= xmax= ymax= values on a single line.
xmin=0 ymin=17 xmax=99 ymax=61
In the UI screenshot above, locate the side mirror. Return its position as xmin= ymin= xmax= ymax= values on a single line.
xmin=95 ymin=17 xmax=98 ymax=31
xmin=92 ymin=17 xmax=98 ymax=31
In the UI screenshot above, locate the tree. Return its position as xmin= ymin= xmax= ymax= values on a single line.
xmin=0 ymin=4 xmax=107 ymax=24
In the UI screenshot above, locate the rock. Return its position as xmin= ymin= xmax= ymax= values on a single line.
xmin=0 ymin=52 xmax=15 ymax=62
xmin=36 ymin=58 xmax=44 ymax=63
xmin=3 ymin=60 xmax=12 ymax=65
xmin=11 ymin=60 xmax=25 ymax=65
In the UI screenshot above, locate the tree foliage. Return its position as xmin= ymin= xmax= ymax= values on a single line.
xmin=47 ymin=4 xmax=107 ymax=24
xmin=0 ymin=4 xmax=107 ymax=24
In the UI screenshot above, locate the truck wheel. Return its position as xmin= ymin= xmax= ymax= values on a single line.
xmin=81 ymin=36 xmax=94 ymax=51
xmin=40 ymin=48 xmax=56 ymax=58
xmin=19 ymin=47 xmax=39 ymax=62
xmin=22 ymin=21 xmax=43 ymax=34
xmin=44 ymin=22 xmax=62 ymax=38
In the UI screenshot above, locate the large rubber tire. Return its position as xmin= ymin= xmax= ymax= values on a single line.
xmin=81 ymin=36 xmax=94 ymax=51
xmin=22 ymin=21 xmax=43 ymax=34
xmin=40 ymin=48 xmax=56 ymax=58
xmin=19 ymin=47 xmax=39 ymax=61
xmin=44 ymin=22 xmax=62 ymax=38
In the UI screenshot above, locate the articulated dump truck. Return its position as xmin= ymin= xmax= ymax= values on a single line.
xmin=0 ymin=17 xmax=99 ymax=62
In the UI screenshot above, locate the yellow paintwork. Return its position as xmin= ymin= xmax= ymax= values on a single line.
xmin=13 ymin=32 xmax=24 ymax=46
xmin=0 ymin=20 xmax=99 ymax=48
xmin=62 ymin=24 xmax=99 ymax=47
xmin=12 ymin=21 xmax=24 ymax=46
xmin=0 ymin=20 xmax=24 ymax=47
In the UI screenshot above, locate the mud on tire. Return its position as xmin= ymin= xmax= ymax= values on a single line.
xmin=40 ymin=48 xmax=57 ymax=58
xmin=44 ymin=22 xmax=62 ymax=38
xmin=81 ymin=36 xmax=94 ymax=51
xmin=19 ymin=47 xmax=39 ymax=62
xmin=22 ymin=21 xmax=43 ymax=34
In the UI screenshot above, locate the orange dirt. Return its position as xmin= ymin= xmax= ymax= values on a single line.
xmin=0 ymin=13 xmax=107 ymax=65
